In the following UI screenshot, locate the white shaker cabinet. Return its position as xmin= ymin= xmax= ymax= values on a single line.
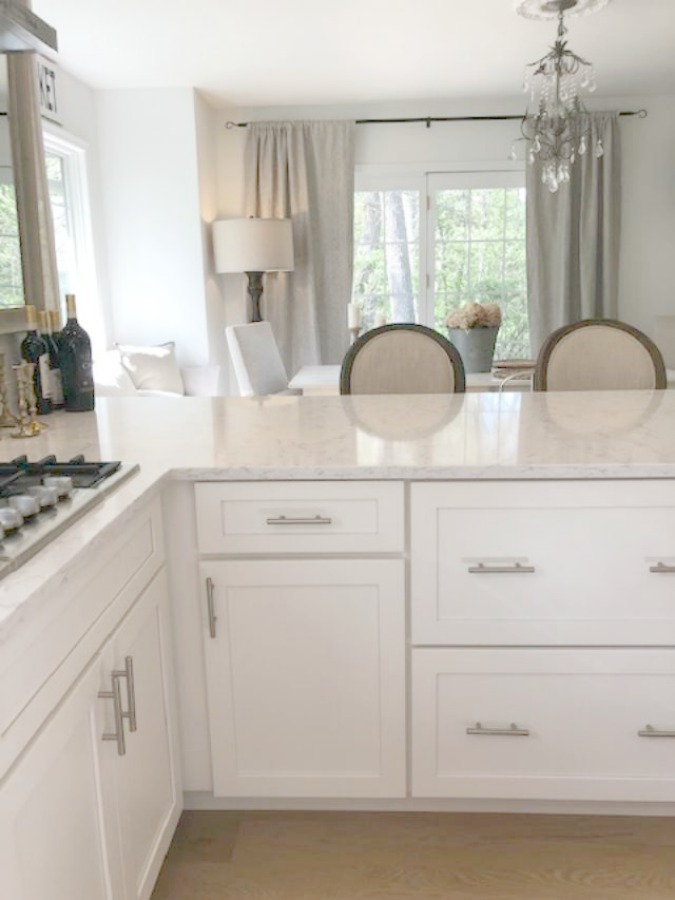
xmin=199 ymin=559 xmax=406 ymax=798
xmin=410 ymin=480 xmax=675 ymax=804
xmin=0 ymin=502 xmax=181 ymax=900
xmin=194 ymin=481 xmax=406 ymax=799
xmin=0 ymin=656 xmax=121 ymax=900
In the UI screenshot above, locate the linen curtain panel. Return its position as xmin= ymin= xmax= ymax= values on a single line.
xmin=526 ymin=112 xmax=621 ymax=354
xmin=244 ymin=121 xmax=355 ymax=374
xmin=7 ymin=52 xmax=60 ymax=312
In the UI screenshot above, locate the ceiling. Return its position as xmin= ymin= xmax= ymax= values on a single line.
xmin=32 ymin=0 xmax=675 ymax=109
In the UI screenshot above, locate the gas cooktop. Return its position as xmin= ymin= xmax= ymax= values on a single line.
xmin=0 ymin=455 xmax=140 ymax=582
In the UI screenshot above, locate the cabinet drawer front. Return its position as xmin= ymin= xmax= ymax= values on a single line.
xmin=195 ymin=482 xmax=404 ymax=554
xmin=412 ymin=648 xmax=675 ymax=801
xmin=0 ymin=500 xmax=165 ymax=777
xmin=411 ymin=480 xmax=675 ymax=645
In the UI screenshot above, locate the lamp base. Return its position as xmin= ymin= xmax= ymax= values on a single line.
xmin=245 ymin=271 xmax=264 ymax=322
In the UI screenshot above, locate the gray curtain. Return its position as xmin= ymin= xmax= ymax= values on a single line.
xmin=526 ymin=112 xmax=621 ymax=354
xmin=7 ymin=52 xmax=60 ymax=313
xmin=244 ymin=121 xmax=355 ymax=374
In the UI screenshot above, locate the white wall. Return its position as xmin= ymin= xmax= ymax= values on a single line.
xmin=95 ymin=88 xmax=210 ymax=366
xmin=215 ymin=94 xmax=675 ymax=354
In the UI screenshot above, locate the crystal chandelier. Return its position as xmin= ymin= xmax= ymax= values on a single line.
xmin=517 ymin=0 xmax=610 ymax=192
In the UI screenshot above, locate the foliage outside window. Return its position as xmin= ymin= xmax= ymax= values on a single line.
xmin=0 ymin=179 xmax=24 ymax=309
xmin=353 ymin=190 xmax=419 ymax=329
xmin=352 ymin=173 xmax=530 ymax=360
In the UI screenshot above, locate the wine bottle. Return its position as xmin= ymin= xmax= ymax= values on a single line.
xmin=39 ymin=310 xmax=65 ymax=409
xmin=20 ymin=305 xmax=52 ymax=415
xmin=60 ymin=294 xmax=95 ymax=412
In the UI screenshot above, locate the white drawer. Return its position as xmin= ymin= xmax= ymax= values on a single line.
xmin=195 ymin=481 xmax=404 ymax=554
xmin=412 ymin=648 xmax=675 ymax=801
xmin=411 ymin=480 xmax=675 ymax=645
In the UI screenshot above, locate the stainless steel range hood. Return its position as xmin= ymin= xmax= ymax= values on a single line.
xmin=0 ymin=0 xmax=57 ymax=54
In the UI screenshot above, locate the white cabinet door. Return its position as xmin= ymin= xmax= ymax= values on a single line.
xmin=107 ymin=568 xmax=182 ymax=900
xmin=0 ymin=658 xmax=123 ymax=900
xmin=200 ymin=559 xmax=406 ymax=798
xmin=412 ymin=648 xmax=675 ymax=802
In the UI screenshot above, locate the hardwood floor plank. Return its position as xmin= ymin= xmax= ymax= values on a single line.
xmin=151 ymin=812 xmax=675 ymax=900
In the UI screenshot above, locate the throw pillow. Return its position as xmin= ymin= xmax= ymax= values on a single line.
xmin=116 ymin=342 xmax=185 ymax=395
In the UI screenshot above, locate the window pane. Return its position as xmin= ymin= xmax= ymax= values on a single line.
xmin=0 ymin=182 xmax=24 ymax=308
xmin=45 ymin=151 xmax=77 ymax=311
xmin=433 ymin=185 xmax=529 ymax=359
xmin=353 ymin=190 xmax=419 ymax=328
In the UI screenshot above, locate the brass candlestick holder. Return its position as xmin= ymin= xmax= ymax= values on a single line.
xmin=0 ymin=353 xmax=18 ymax=428
xmin=11 ymin=362 xmax=46 ymax=438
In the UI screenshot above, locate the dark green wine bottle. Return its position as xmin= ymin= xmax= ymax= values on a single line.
xmin=60 ymin=294 xmax=95 ymax=412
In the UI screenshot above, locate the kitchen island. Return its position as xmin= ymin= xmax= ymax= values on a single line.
xmin=3 ymin=390 xmax=675 ymax=900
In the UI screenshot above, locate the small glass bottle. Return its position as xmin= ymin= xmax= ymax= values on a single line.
xmin=20 ymin=305 xmax=52 ymax=415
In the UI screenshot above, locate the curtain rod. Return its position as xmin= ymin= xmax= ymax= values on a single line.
xmin=226 ymin=109 xmax=647 ymax=129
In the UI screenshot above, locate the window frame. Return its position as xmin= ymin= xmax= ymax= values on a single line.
xmin=42 ymin=123 xmax=100 ymax=340
xmin=354 ymin=162 xmax=526 ymax=349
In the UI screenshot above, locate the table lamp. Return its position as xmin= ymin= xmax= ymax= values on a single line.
xmin=212 ymin=217 xmax=294 ymax=322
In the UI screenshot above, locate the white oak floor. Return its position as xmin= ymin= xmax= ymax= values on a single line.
xmin=151 ymin=811 xmax=675 ymax=899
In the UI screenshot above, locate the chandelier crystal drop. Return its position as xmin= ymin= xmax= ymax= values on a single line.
xmin=519 ymin=1 xmax=605 ymax=193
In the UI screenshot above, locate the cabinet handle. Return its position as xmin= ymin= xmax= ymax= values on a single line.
xmin=206 ymin=576 xmax=217 ymax=639
xmin=98 ymin=675 xmax=126 ymax=756
xmin=466 ymin=722 xmax=530 ymax=737
xmin=638 ymin=724 xmax=675 ymax=738
xmin=265 ymin=515 xmax=333 ymax=526
xmin=467 ymin=562 xmax=536 ymax=575
xmin=649 ymin=562 xmax=675 ymax=574
xmin=112 ymin=656 xmax=137 ymax=732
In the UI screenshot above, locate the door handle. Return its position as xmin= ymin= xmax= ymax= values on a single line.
xmin=99 ymin=675 xmax=126 ymax=756
xmin=206 ymin=576 xmax=217 ymax=639
xmin=112 ymin=656 xmax=137 ymax=732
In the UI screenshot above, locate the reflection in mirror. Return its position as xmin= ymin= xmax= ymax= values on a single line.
xmin=0 ymin=54 xmax=23 ymax=309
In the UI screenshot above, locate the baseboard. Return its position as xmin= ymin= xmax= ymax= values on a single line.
xmin=183 ymin=792 xmax=675 ymax=817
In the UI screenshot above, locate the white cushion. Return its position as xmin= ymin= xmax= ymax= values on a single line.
xmin=116 ymin=342 xmax=185 ymax=395
xmin=93 ymin=349 xmax=138 ymax=396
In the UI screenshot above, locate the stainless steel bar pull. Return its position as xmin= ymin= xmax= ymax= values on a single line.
xmin=99 ymin=675 xmax=126 ymax=756
xmin=466 ymin=722 xmax=530 ymax=737
xmin=206 ymin=576 xmax=217 ymax=639
xmin=112 ymin=656 xmax=137 ymax=732
xmin=648 ymin=562 xmax=675 ymax=574
xmin=638 ymin=724 xmax=675 ymax=738
xmin=265 ymin=514 xmax=333 ymax=526
xmin=468 ymin=562 xmax=535 ymax=574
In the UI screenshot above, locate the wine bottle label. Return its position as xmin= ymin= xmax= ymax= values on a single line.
xmin=38 ymin=353 xmax=52 ymax=399
xmin=50 ymin=369 xmax=65 ymax=406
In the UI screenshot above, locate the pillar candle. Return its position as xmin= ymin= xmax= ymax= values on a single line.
xmin=347 ymin=303 xmax=361 ymax=329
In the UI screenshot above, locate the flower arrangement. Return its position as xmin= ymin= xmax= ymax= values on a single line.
xmin=445 ymin=302 xmax=502 ymax=331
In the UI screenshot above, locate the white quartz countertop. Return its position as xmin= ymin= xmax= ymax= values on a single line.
xmin=2 ymin=389 xmax=675 ymax=627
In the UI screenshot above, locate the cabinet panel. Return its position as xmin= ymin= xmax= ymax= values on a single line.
xmin=0 ymin=658 xmax=122 ymax=900
xmin=412 ymin=648 xmax=675 ymax=801
xmin=1 ymin=499 xmax=164 ymax=778
xmin=200 ymin=559 xmax=406 ymax=797
xmin=411 ymin=480 xmax=675 ymax=645
xmin=107 ymin=568 xmax=181 ymax=900
xmin=195 ymin=481 xmax=404 ymax=554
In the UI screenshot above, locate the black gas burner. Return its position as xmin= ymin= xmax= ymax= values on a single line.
xmin=0 ymin=455 xmax=122 ymax=492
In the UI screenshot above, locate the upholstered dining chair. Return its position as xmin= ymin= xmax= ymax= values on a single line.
xmin=533 ymin=319 xmax=667 ymax=392
xmin=225 ymin=322 xmax=296 ymax=396
xmin=340 ymin=324 xmax=466 ymax=395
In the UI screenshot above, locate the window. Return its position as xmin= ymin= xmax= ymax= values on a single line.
xmin=0 ymin=177 xmax=23 ymax=309
xmin=43 ymin=127 xmax=103 ymax=352
xmin=352 ymin=169 xmax=530 ymax=359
